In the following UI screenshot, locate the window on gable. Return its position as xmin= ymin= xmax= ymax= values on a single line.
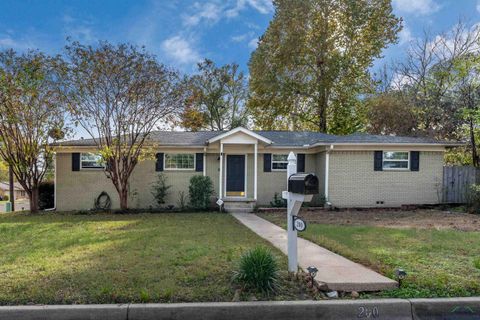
xmin=80 ymin=153 xmax=104 ymax=169
xmin=382 ymin=151 xmax=409 ymax=170
xmin=164 ymin=153 xmax=195 ymax=170
xmin=272 ymin=154 xmax=288 ymax=170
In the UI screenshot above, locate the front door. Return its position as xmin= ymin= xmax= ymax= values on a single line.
xmin=226 ymin=155 xmax=246 ymax=197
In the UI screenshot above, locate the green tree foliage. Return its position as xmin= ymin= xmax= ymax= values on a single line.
xmin=180 ymin=59 xmax=249 ymax=131
xmin=0 ymin=160 xmax=8 ymax=182
xmin=248 ymin=0 xmax=401 ymax=133
xmin=365 ymin=92 xmax=417 ymax=136
xmin=60 ymin=41 xmax=184 ymax=210
xmin=0 ymin=50 xmax=66 ymax=212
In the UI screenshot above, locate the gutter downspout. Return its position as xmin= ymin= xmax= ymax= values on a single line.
xmin=203 ymin=147 xmax=207 ymax=177
xmin=325 ymin=145 xmax=333 ymax=205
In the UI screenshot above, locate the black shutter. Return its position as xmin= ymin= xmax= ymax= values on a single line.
xmin=72 ymin=153 xmax=80 ymax=171
xmin=195 ymin=153 xmax=204 ymax=172
xmin=374 ymin=151 xmax=383 ymax=171
xmin=155 ymin=153 xmax=164 ymax=172
xmin=410 ymin=151 xmax=420 ymax=171
xmin=263 ymin=153 xmax=271 ymax=172
xmin=297 ymin=153 xmax=305 ymax=172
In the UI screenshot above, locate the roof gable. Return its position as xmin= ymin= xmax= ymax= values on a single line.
xmin=207 ymin=127 xmax=272 ymax=144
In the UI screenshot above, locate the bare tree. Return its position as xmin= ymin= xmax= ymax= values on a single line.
xmin=393 ymin=21 xmax=480 ymax=140
xmin=0 ymin=50 xmax=66 ymax=212
xmin=61 ymin=41 xmax=183 ymax=210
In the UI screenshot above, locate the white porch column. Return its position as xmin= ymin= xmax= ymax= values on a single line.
xmin=254 ymin=142 xmax=258 ymax=201
xmin=219 ymin=142 xmax=224 ymax=199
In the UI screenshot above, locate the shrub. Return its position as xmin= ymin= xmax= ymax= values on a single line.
xmin=151 ymin=173 xmax=171 ymax=207
xmin=188 ymin=175 xmax=213 ymax=210
xmin=233 ymin=246 xmax=279 ymax=293
xmin=177 ymin=191 xmax=188 ymax=211
xmin=270 ymin=192 xmax=286 ymax=208
xmin=466 ymin=184 xmax=480 ymax=214
xmin=1 ymin=194 xmax=9 ymax=201
xmin=39 ymin=181 xmax=54 ymax=210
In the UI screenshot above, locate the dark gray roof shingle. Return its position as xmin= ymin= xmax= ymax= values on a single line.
xmin=53 ymin=130 xmax=461 ymax=147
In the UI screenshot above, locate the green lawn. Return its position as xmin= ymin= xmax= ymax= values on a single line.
xmin=259 ymin=212 xmax=480 ymax=298
xmin=0 ymin=212 xmax=306 ymax=305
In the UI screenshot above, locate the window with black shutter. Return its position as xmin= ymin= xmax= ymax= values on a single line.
xmin=195 ymin=153 xmax=204 ymax=172
xmin=155 ymin=153 xmax=164 ymax=172
xmin=263 ymin=153 xmax=271 ymax=172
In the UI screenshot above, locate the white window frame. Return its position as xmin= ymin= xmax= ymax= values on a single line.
xmin=271 ymin=154 xmax=289 ymax=171
xmin=80 ymin=153 xmax=104 ymax=170
xmin=382 ymin=151 xmax=410 ymax=171
xmin=164 ymin=153 xmax=196 ymax=171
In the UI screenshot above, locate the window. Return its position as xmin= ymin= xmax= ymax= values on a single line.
xmin=272 ymin=154 xmax=288 ymax=170
xmin=382 ymin=151 xmax=409 ymax=170
xmin=80 ymin=153 xmax=104 ymax=169
xmin=165 ymin=153 xmax=195 ymax=170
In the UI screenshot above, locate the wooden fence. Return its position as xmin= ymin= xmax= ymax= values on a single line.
xmin=443 ymin=166 xmax=480 ymax=203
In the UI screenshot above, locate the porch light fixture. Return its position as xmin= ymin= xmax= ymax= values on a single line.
xmin=394 ymin=268 xmax=407 ymax=286
xmin=307 ymin=266 xmax=318 ymax=279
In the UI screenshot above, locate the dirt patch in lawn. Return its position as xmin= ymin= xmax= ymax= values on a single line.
xmin=259 ymin=208 xmax=480 ymax=231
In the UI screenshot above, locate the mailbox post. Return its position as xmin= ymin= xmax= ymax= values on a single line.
xmin=282 ymin=152 xmax=319 ymax=273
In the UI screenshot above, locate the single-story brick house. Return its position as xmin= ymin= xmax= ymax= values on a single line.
xmin=52 ymin=127 xmax=460 ymax=211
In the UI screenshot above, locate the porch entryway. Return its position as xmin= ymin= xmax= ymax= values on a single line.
xmin=226 ymin=155 xmax=246 ymax=197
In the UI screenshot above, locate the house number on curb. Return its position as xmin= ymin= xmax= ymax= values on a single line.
xmin=293 ymin=216 xmax=307 ymax=232
xmin=357 ymin=306 xmax=379 ymax=318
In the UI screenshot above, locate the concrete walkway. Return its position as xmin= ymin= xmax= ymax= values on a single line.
xmin=231 ymin=213 xmax=397 ymax=292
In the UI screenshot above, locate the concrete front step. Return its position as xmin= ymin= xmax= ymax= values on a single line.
xmin=223 ymin=201 xmax=256 ymax=213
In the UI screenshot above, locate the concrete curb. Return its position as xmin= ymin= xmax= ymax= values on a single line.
xmin=0 ymin=304 xmax=129 ymax=320
xmin=129 ymin=300 xmax=411 ymax=320
xmin=410 ymin=297 xmax=480 ymax=320
xmin=0 ymin=298 xmax=477 ymax=320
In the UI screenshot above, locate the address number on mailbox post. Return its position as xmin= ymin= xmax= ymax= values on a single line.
xmin=293 ymin=216 xmax=307 ymax=232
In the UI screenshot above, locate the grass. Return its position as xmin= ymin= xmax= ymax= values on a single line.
xmin=0 ymin=212 xmax=307 ymax=305
xmin=259 ymin=212 xmax=480 ymax=298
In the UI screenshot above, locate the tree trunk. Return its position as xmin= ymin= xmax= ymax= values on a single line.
xmin=119 ymin=187 xmax=129 ymax=211
xmin=9 ymin=165 xmax=14 ymax=212
xmin=470 ymin=118 xmax=479 ymax=167
xmin=29 ymin=187 xmax=39 ymax=213
xmin=317 ymin=96 xmax=327 ymax=132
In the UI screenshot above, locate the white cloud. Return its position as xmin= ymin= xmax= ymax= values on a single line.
xmin=231 ymin=34 xmax=248 ymax=42
xmin=248 ymin=37 xmax=258 ymax=50
xmin=392 ymin=0 xmax=440 ymax=16
xmin=0 ymin=34 xmax=37 ymax=51
xmin=161 ymin=36 xmax=201 ymax=65
xmin=62 ymin=14 xmax=96 ymax=43
xmin=225 ymin=0 xmax=273 ymax=18
xmin=398 ymin=25 xmax=413 ymax=45
xmin=182 ymin=2 xmax=222 ymax=27
xmin=231 ymin=31 xmax=255 ymax=42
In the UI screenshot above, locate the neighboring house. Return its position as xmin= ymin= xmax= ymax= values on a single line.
xmin=0 ymin=181 xmax=27 ymax=200
xmin=52 ymin=127 xmax=461 ymax=211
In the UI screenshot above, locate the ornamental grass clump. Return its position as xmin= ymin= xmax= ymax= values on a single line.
xmin=233 ymin=246 xmax=279 ymax=293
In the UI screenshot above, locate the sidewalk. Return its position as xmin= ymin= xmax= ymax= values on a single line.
xmin=231 ymin=213 xmax=398 ymax=292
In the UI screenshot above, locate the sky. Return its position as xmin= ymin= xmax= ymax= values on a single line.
xmin=0 ymin=0 xmax=479 ymax=139
xmin=0 ymin=0 xmax=480 ymax=73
